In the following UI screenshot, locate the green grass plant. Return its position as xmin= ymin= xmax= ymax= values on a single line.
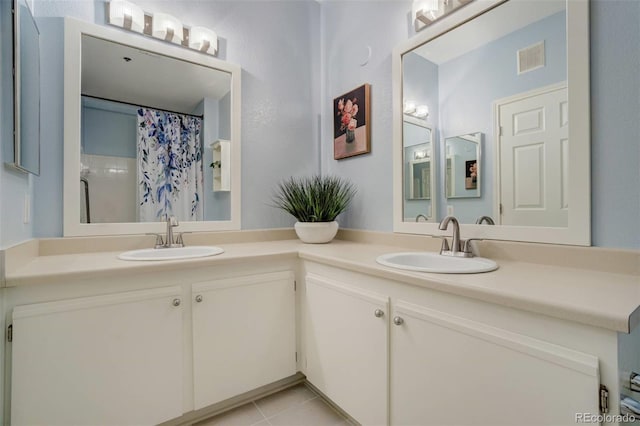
xmin=272 ymin=176 xmax=356 ymax=222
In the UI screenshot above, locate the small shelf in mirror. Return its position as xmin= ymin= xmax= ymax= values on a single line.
xmin=210 ymin=140 xmax=230 ymax=192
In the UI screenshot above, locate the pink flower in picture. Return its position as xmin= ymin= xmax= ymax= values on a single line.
xmin=337 ymin=96 xmax=359 ymax=133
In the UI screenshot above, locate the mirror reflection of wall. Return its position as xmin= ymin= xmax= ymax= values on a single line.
xmin=13 ymin=0 xmax=41 ymax=175
xmin=79 ymin=35 xmax=232 ymax=224
xmin=401 ymin=0 xmax=567 ymax=227
xmin=403 ymin=120 xmax=435 ymax=222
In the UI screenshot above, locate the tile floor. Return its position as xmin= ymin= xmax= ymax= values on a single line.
xmin=194 ymin=383 xmax=351 ymax=426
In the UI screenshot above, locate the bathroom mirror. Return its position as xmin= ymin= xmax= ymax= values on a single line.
xmin=403 ymin=118 xmax=436 ymax=222
xmin=392 ymin=0 xmax=590 ymax=245
xmin=64 ymin=18 xmax=241 ymax=236
xmin=11 ymin=0 xmax=41 ymax=175
xmin=445 ymin=132 xmax=481 ymax=200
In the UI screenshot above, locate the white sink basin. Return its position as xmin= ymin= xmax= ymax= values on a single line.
xmin=118 ymin=246 xmax=224 ymax=261
xmin=376 ymin=252 xmax=498 ymax=274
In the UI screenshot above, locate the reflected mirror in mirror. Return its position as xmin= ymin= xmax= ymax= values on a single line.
xmin=80 ymin=34 xmax=232 ymax=224
xmin=403 ymin=119 xmax=435 ymax=222
xmin=445 ymin=132 xmax=480 ymax=200
xmin=12 ymin=0 xmax=40 ymax=175
xmin=402 ymin=0 xmax=568 ymax=227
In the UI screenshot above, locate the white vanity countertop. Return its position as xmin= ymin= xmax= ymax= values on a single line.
xmin=4 ymin=239 xmax=640 ymax=333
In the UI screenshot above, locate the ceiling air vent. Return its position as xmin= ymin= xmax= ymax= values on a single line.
xmin=517 ymin=41 xmax=545 ymax=74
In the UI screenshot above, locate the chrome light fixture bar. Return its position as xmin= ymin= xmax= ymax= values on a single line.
xmin=108 ymin=0 xmax=144 ymax=33
xmin=107 ymin=0 xmax=218 ymax=55
xmin=413 ymin=0 xmax=474 ymax=32
xmin=403 ymin=101 xmax=429 ymax=119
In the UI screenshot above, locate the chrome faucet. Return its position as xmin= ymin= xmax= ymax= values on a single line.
xmin=438 ymin=215 xmax=474 ymax=258
xmin=165 ymin=215 xmax=181 ymax=248
xmin=476 ymin=215 xmax=495 ymax=225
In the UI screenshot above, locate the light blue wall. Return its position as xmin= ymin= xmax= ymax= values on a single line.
xmin=81 ymin=100 xmax=137 ymax=158
xmin=321 ymin=1 xmax=412 ymax=231
xmin=28 ymin=0 xmax=321 ymax=236
xmin=32 ymin=17 xmax=64 ymax=239
xmin=590 ymin=0 xmax=640 ymax=248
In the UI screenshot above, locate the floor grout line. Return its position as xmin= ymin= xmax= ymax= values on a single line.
xmin=252 ymin=400 xmax=268 ymax=422
xmin=197 ymin=384 xmax=348 ymax=426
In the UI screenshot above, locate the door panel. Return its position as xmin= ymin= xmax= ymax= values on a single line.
xmin=391 ymin=300 xmax=600 ymax=426
xmin=499 ymin=85 xmax=568 ymax=226
xmin=11 ymin=286 xmax=183 ymax=426
xmin=305 ymin=273 xmax=389 ymax=426
xmin=192 ymin=271 xmax=296 ymax=409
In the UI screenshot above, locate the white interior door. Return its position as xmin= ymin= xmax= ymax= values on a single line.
xmin=498 ymin=85 xmax=568 ymax=226
xmin=11 ymin=286 xmax=184 ymax=426
xmin=192 ymin=271 xmax=296 ymax=410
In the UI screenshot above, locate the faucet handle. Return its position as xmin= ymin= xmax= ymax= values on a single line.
xmin=175 ymin=232 xmax=190 ymax=247
xmin=146 ymin=233 xmax=165 ymax=249
xmin=433 ymin=235 xmax=451 ymax=254
xmin=461 ymin=238 xmax=483 ymax=256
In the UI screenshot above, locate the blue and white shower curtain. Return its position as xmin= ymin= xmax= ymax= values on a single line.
xmin=137 ymin=108 xmax=204 ymax=222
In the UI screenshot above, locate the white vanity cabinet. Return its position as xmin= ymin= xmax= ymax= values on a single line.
xmin=10 ymin=286 xmax=184 ymax=426
xmin=304 ymin=273 xmax=389 ymax=425
xmin=301 ymin=263 xmax=616 ymax=426
xmin=192 ymin=271 xmax=297 ymax=410
xmin=391 ymin=301 xmax=600 ymax=426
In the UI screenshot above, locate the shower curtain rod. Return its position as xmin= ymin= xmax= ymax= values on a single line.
xmin=81 ymin=94 xmax=205 ymax=119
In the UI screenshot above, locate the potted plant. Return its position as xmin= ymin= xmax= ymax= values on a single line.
xmin=272 ymin=175 xmax=356 ymax=243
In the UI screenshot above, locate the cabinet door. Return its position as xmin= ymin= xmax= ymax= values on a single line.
xmin=192 ymin=271 xmax=296 ymax=409
xmin=11 ymin=286 xmax=183 ymax=426
xmin=391 ymin=300 xmax=601 ymax=426
xmin=305 ymin=273 xmax=389 ymax=426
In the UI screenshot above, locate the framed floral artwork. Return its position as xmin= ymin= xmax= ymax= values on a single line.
xmin=333 ymin=83 xmax=371 ymax=160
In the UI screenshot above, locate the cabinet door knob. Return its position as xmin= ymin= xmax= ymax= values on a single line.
xmin=172 ymin=298 xmax=181 ymax=307
xmin=393 ymin=316 xmax=404 ymax=326
xmin=195 ymin=295 xmax=203 ymax=303
xmin=374 ymin=309 xmax=384 ymax=318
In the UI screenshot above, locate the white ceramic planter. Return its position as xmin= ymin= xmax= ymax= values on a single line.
xmin=294 ymin=221 xmax=339 ymax=244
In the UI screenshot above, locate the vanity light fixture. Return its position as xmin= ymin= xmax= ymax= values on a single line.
xmin=403 ymin=101 xmax=417 ymax=115
xmin=413 ymin=0 xmax=474 ymax=32
xmin=189 ymin=26 xmax=218 ymax=55
xmin=151 ymin=12 xmax=183 ymax=44
xmin=413 ymin=0 xmax=440 ymax=27
xmin=414 ymin=105 xmax=429 ymax=118
xmin=414 ymin=149 xmax=430 ymax=160
xmin=404 ymin=101 xmax=429 ymax=120
xmin=107 ymin=0 xmax=219 ymax=56
xmin=108 ymin=0 xmax=145 ymax=33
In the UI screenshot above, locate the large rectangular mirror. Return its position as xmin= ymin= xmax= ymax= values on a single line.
xmin=11 ymin=0 xmax=40 ymax=175
xmin=393 ymin=0 xmax=590 ymax=245
xmin=64 ymin=18 xmax=241 ymax=236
